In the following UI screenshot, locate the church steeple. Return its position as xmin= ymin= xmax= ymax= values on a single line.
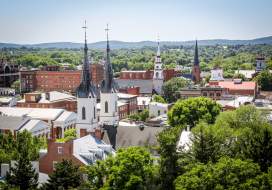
xmin=194 ymin=40 xmax=199 ymax=66
xmin=153 ymin=36 xmax=164 ymax=94
xmin=76 ymin=21 xmax=95 ymax=98
xmin=156 ymin=38 xmax=161 ymax=57
xmin=101 ymin=24 xmax=115 ymax=93
xmin=155 ymin=36 xmax=162 ymax=63
xmin=192 ymin=39 xmax=201 ymax=83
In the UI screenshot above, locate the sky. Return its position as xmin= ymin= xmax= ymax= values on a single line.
xmin=0 ymin=0 xmax=271 ymax=44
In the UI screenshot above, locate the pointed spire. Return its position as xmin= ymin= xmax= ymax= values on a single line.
xmin=77 ymin=20 xmax=95 ymax=98
xmin=194 ymin=40 xmax=199 ymax=66
xmin=156 ymin=35 xmax=160 ymax=57
xmin=101 ymin=24 xmax=115 ymax=93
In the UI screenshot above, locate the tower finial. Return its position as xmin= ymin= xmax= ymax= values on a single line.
xmin=105 ymin=23 xmax=110 ymax=50
xmin=157 ymin=34 xmax=160 ymax=56
xmin=82 ymin=20 xmax=88 ymax=49
xmin=101 ymin=23 xmax=114 ymax=93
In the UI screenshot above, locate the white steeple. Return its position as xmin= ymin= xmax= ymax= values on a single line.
xmin=76 ymin=21 xmax=98 ymax=136
xmin=99 ymin=24 xmax=119 ymax=127
xmin=153 ymin=36 xmax=164 ymax=94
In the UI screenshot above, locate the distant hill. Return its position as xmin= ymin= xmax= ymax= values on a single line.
xmin=1 ymin=36 xmax=272 ymax=49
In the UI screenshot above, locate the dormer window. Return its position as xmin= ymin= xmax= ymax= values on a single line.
xmin=82 ymin=107 xmax=86 ymax=120
xmin=105 ymin=101 xmax=108 ymax=113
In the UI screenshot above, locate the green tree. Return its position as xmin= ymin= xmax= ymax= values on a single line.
xmin=215 ymin=105 xmax=272 ymax=172
xmin=129 ymin=109 xmax=149 ymax=122
xmin=162 ymin=77 xmax=190 ymax=103
xmin=56 ymin=128 xmax=77 ymax=143
xmin=189 ymin=122 xmax=234 ymax=164
xmin=43 ymin=160 xmax=81 ymax=190
xmin=236 ymin=122 xmax=272 ymax=172
xmin=86 ymin=147 xmax=157 ymax=190
xmin=168 ymin=97 xmax=221 ymax=129
xmin=233 ymin=73 xmax=246 ymax=81
xmin=152 ymin=95 xmax=166 ymax=103
xmin=255 ymin=70 xmax=272 ymax=91
xmin=11 ymin=80 xmax=20 ymax=93
xmin=157 ymin=127 xmax=183 ymax=190
xmin=175 ymin=157 xmax=271 ymax=190
xmin=6 ymin=131 xmax=38 ymax=190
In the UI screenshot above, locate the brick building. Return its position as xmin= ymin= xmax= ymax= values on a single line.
xmin=209 ymin=79 xmax=258 ymax=97
xmin=119 ymin=69 xmax=177 ymax=81
xmin=20 ymin=64 xmax=104 ymax=93
xmin=17 ymin=91 xmax=77 ymax=112
xmin=39 ymin=134 xmax=115 ymax=174
xmin=119 ymin=86 xmax=140 ymax=96
xmin=179 ymin=86 xmax=227 ymax=100
xmin=0 ymin=59 xmax=20 ymax=87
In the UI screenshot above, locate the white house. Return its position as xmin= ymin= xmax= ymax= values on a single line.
xmin=149 ymin=102 xmax=169 ymax=118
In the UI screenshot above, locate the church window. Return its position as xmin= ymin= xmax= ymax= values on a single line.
xmin=156 ymin=72 xmax=159 ymax=78
xmin=82 ymin=107 xmax=86 ymax=120
xmin=105 ymin=101 xmax=109 ymax=113
xmin=158 ymin=110 xmax=161 ymax=116
xmin=94 ymin=107 xmax=96 ymax=119
xmin=115 ymin=101 xmax=117 ymax=112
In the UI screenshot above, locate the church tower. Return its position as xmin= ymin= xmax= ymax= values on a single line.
xmin=192 ymin=40 xmax=201 ymax=83
xmin=153 ymin=38 xmax=164 ymax=94
xmin=100 ymin=24 xmax=119 ymax=126
xmin=76 ymin=21 xmax=98 ymax=136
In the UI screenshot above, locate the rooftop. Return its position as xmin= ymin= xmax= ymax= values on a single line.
xmin=73 ymin=134 xmax=115 ymax=165
xmin=0 ymin=107 xmax=64 ymax=121
xmin=117 ymin=92 xmax=138 ymax=99
xmin=115 ymin=79 xmax=153 ymax=94
xmin=18 ymin=91 xmax=76 ymax=103
xmin=217 ymin=81 xmax=256 ymax=90
xmin=0 ymin=115 xmax=29 ymax=130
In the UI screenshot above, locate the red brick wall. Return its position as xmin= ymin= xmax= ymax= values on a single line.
xmin=228 ymin=89 xmax=255 ymax=96
xmin=17 ymin=100 xmax=77 ymax=112
xmin=20 ymin=64 xmax=104 ymax=93
xmin=39 ymin=140 xmax=83 ymax=174
xmin=119 ymin=87 xmax=140 ymax=96
xmin=118 ymin=104 xmax=129 ymax=119
xmin=192 ymin=65 xmax=201 ymax=83
xmin=119 ymin=69 xmax=177 ymax=81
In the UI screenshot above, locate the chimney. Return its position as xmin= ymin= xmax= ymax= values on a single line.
xmin=94 ymin=128 xmax=104 ymax=140
xmin=45 ymin=92 xmax=50 ymax=101
xmin=80 ymin=129 xmax=87 ymax=138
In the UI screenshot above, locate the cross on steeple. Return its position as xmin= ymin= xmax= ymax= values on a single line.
xmin=105 ymin=24 xmax=110 ymax=41
xmin=82 ymin=20 xmax=88 ymax=42
xmin=101 ymin=23 xmax=115 ymax=93
xmin=77 ymin=20 xmax=95 ymax=98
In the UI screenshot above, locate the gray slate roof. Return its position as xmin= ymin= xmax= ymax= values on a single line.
xmin=0 ymin=116 xmax=29 ymax=130
xmin=115 ymin=79 xmax=153 ymax=94
xmin=103 ymin=125 xmax=164 ymax=149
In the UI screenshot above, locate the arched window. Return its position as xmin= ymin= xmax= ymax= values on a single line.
xmin=115 ymin=101 xmax=117 ymax=112
xmin=105 ymin=101 xmax=108 ymax=113
xmin=156 ymin=72 xmax=159 ymax=78
xmin=82 ymin=107 xmax=86 ymax=120
xmin=94 ymin=107 xmax=96 ymax=119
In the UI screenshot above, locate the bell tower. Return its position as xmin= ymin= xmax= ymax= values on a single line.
xmin=100 ymin=24 xmax=119 ymax=126
xmin=153 ymin=37 xmax=164 ymax=94
xmin=76 ymin=21 xmax=98 ymax=136
xmin=192 ymin=40 xmax=201 ymax=83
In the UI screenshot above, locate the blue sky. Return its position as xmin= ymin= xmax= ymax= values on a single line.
xmin=0 ymin=0 xmax=271 ymax=43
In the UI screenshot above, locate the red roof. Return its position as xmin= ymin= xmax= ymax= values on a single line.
xmin=217 ymin=81 xmax=256 ymax=90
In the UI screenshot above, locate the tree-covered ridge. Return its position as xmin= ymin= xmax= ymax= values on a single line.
xmin=1 ymin=44 xmax=272 ymax=74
